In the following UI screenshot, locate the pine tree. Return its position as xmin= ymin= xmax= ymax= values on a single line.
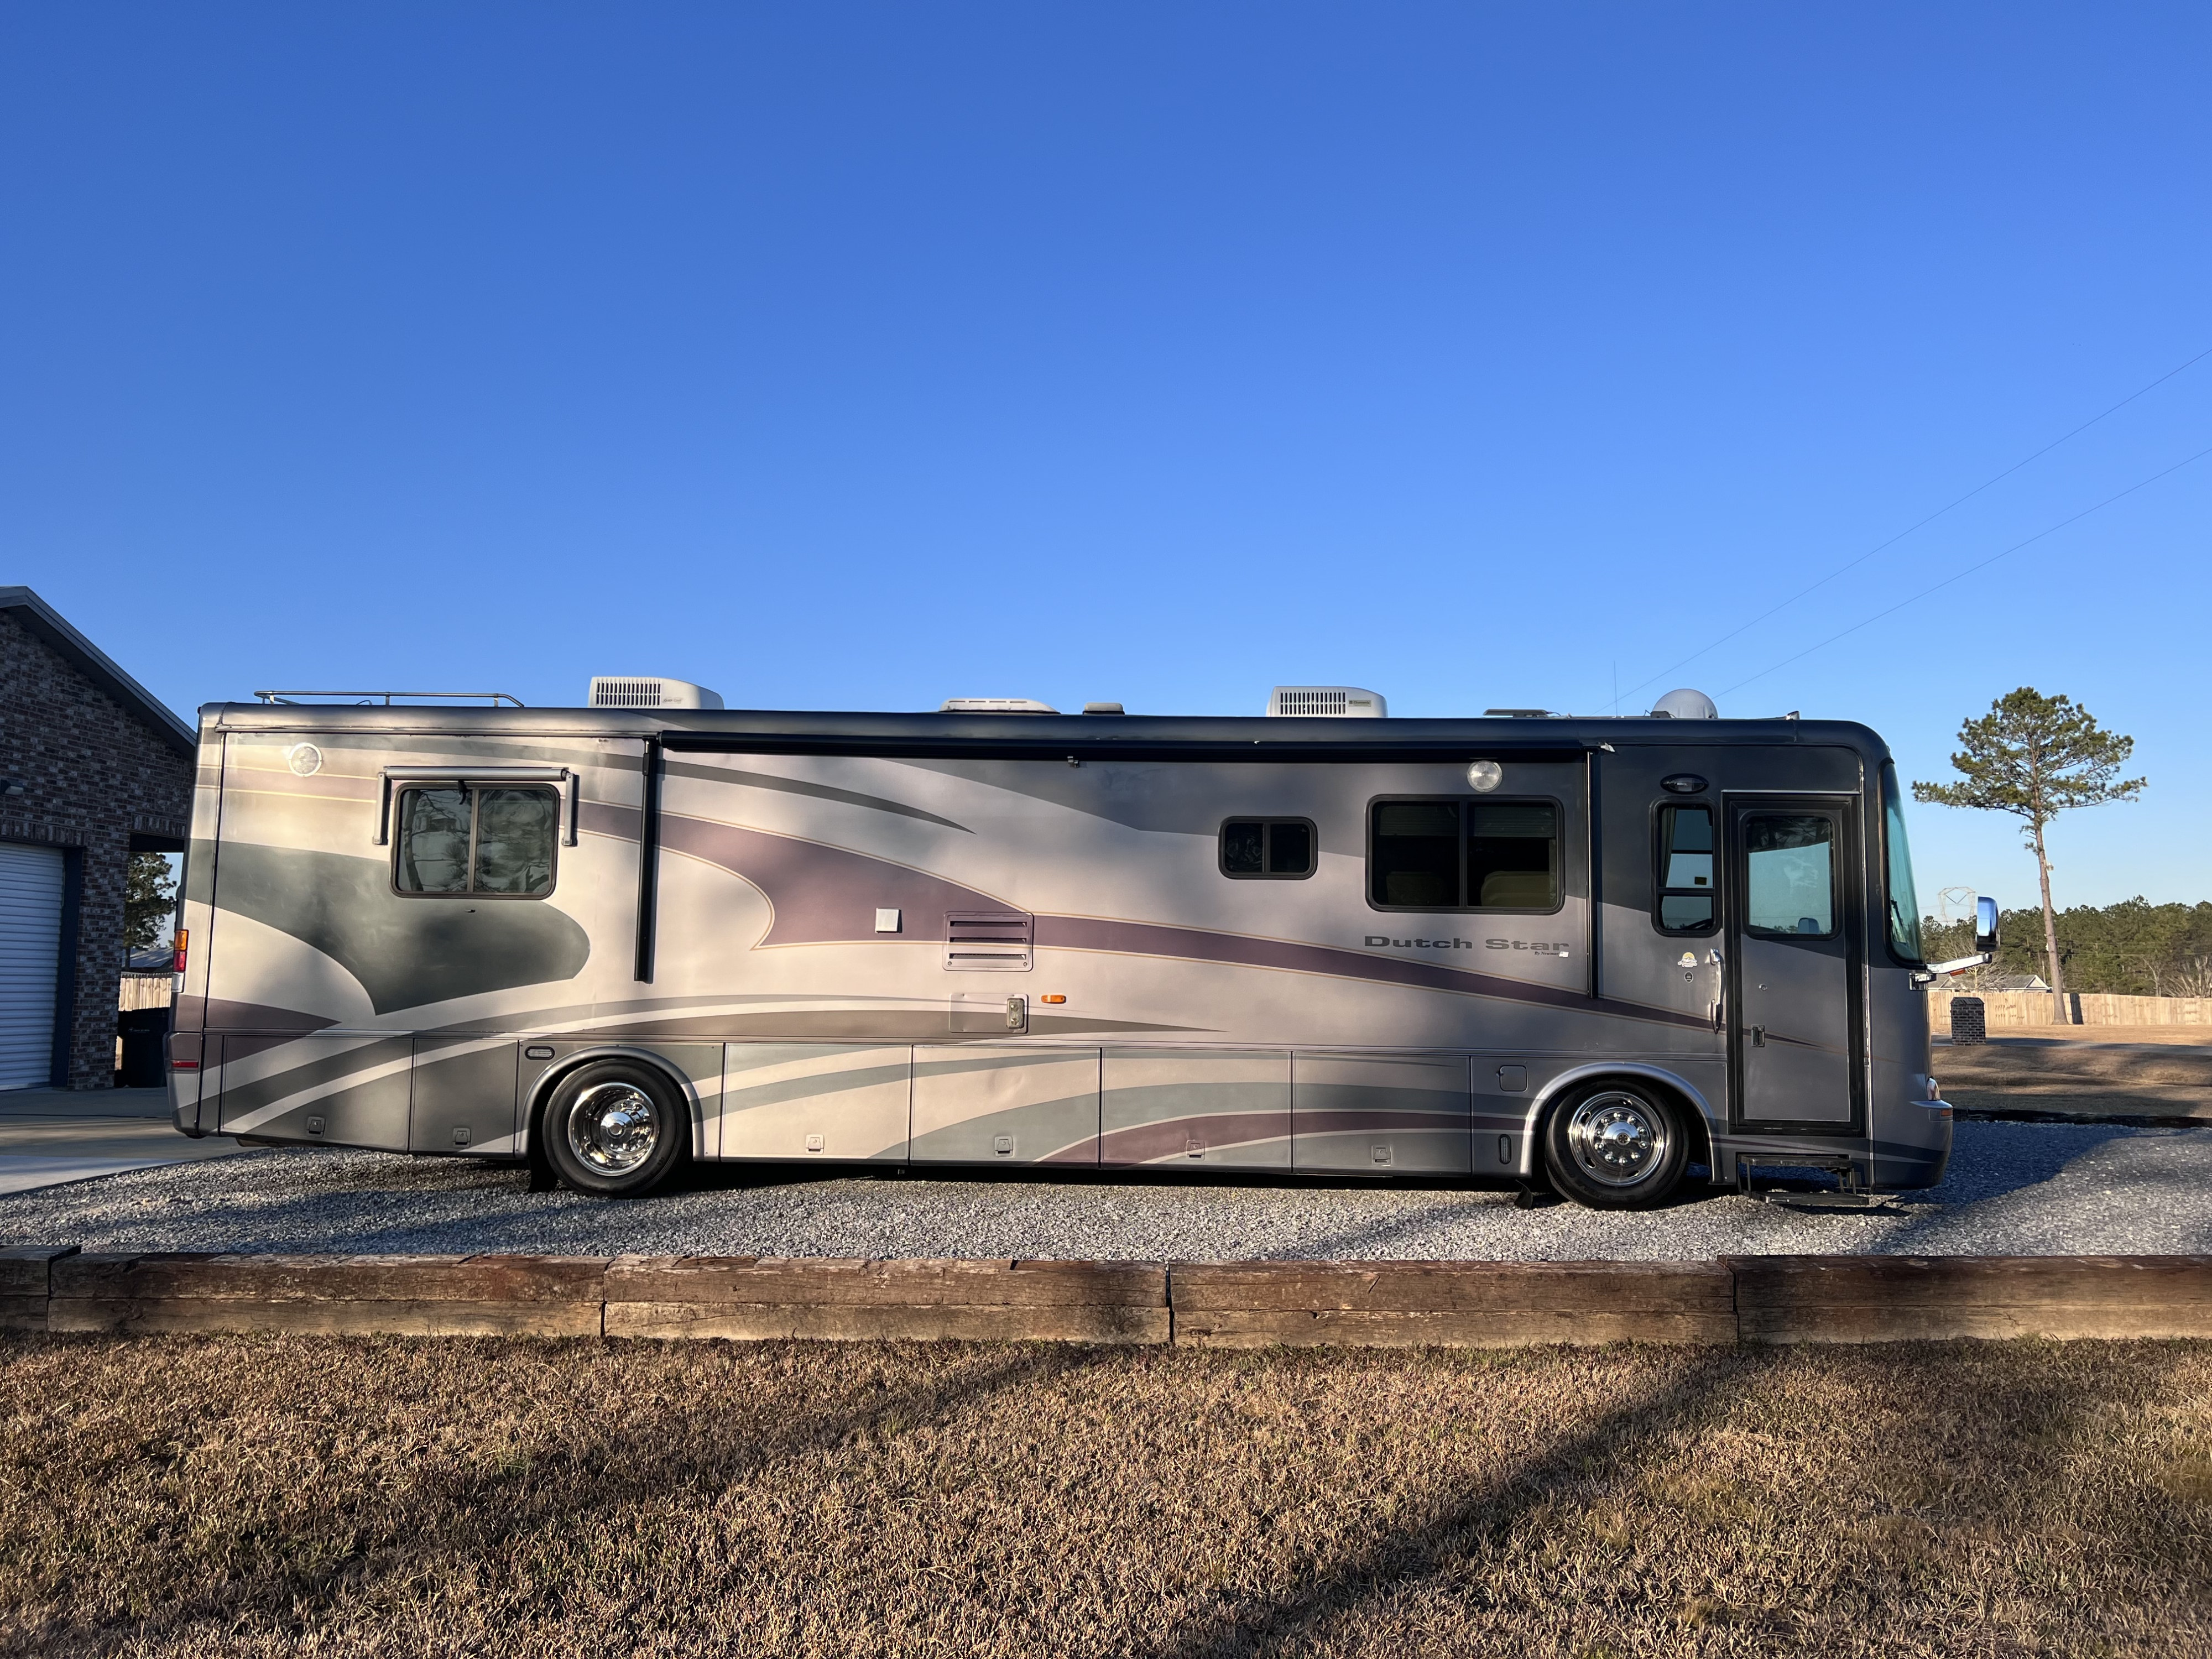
xmin=1913 ymin=688 xmax=2144 ymax=1022
xmin=123 ymin=852 xmax=178 ymax=957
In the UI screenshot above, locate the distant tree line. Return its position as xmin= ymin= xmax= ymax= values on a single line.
xmin=1921 ymin=897 xmax=2212 ymax=998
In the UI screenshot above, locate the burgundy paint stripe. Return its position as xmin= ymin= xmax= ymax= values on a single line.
xmin=1100 ymin=1112 xmax=1293 ymax=1165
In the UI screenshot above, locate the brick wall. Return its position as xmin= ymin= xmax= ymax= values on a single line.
xmin=0 ymin=612 xmax=193 ymax=1088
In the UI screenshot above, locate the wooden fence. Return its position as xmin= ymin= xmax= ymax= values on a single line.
xmin=118 ymin=973 xmax=172 ymax=1012
xmin=1927 ymin=990 xmax=2212 ymax=1033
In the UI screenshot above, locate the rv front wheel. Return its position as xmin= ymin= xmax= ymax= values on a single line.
xmin=1541 ymin=1081 xmax=1687 ymax=1211
xmin=542 ymin=1061 xmax=687 ymax=1198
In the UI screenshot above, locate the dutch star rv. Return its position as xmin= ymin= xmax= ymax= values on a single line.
xmin=169 ymin=681 xmax=1994 ymax=1209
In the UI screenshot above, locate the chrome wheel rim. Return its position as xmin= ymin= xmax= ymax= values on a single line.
xmin=566 ymin=1082 xmax=660 ymax=1174
xmin=1566 ymin=1092 xmax=1668 ymax=1188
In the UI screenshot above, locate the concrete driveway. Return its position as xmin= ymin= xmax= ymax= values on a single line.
xmin=0 ymin=1087 xmax=241 ymax=1194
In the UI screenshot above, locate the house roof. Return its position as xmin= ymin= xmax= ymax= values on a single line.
xmin=0 ymin=586 xmax=195 ymax=759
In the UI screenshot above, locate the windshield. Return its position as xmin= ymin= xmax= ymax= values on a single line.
xmin=1881 ymin=761 xmax=1923 ymax=962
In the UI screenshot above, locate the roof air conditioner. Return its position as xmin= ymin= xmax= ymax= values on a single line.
xmin=940 ymin=697 xmax=1060 ymax=714
xmin=588 ymin=677 xmax=724 ymax=710
xmin=1267 ymin=686 xmax=1386 ymax=718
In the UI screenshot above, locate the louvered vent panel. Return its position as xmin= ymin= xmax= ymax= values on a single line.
xmin=1267 ymin=685 xmax=1386 ymax=718
xmin=593 ymin=679 xmax=665 ymax=707
xmin=945 ymin=910 xmax=1033 ymax=972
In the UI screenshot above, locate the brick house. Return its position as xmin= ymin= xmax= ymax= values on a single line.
xmin=1 ymin=587 xmax=194 ymax=1090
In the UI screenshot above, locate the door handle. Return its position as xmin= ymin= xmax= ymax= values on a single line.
xmin=1751 ymin=1026 xmax=1765 ymax=1048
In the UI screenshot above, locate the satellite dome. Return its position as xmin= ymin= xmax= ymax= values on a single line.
xmin=1651 ymin=687 xmax=1719 ymax=719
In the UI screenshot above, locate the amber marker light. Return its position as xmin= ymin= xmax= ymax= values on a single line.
xmin=1040 ymin=994 xmax=1067 ymax=1004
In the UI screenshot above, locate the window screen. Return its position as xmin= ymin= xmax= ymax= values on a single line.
xmin=1656 ymin=805 xmax=1715 ymax=932
xmin=1220 ymin=818 xmax=1315 ymax=879
xmin=397 ymin=785 xmax=557 ymax=897
xmin=1369 ymin=799 xmax=1559 ymax=910
xmin=1743 ymin=813 xmax=1834 ymax=937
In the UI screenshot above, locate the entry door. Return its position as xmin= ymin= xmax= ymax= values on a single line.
xmin=1725 ymin=799 xmax=1860 ymax=1129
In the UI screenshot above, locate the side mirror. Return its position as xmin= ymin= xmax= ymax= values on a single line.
xmin=1974 ymin=895 xmax=1999 ymax=955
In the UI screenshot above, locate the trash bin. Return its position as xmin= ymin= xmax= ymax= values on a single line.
xmin=1950 ymin=997 xmax=1986 ymax=1046
xmin=117 ymin=1006 xmax=172 ymax=1088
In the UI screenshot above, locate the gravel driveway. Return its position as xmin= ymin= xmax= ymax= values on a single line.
xmin=3 ymin=1120 xmax=2206 ymax=1261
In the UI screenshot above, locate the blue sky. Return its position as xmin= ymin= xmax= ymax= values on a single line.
xmin=3 ymin=4 xmax=2205 ymax=914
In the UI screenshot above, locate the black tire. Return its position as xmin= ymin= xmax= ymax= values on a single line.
xmin=1541 ymin=1079 xmax=1688 ymax=1211
xmin=540 ymin=1060 xmax=689 ymax=1198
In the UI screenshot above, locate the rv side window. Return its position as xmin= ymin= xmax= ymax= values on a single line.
xmin=1219 ymin=818 xmax=1316 ymax=879
xmin=395 ymin=785 xmax=558 ymax=897
xmin=1368 ymin=799 xmax=1559 ymax=911
xmin=1655 ymin=805 xmax=1715 ymax=932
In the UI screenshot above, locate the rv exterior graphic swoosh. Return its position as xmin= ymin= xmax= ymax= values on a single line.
xmin=662 ymin=759 xmax=973 ymax=833
xmin=212 ymin=843 xmax=592 ymax=1014
xmin=645 ymin=810 xmax=1010 ymax=947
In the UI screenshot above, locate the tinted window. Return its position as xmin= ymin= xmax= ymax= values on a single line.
xmin=1371 ymin=802 xmax=1460 ymax=906
xmin=395 ymin=788 xmax=472 ymax=893
xmin=397 ymin=784 xmax=557 ymax=897
xmin=1468 ymin=802 xmax=1557 ymax=909
xmin=1220 ymin=819 xmax=1314 ymax=880
xmin=1267 ymin=820 xmax=1312 ymax=875
xmin=1656 ymin=804 xmax=1715 ymax=932
xmin=1744 ymin=813 xmax=1834 ymax=937
xmin=474 ymin=789 xmax=558 ymax=895
xmin=1369 ymin=799 xmax=1559 ymax=910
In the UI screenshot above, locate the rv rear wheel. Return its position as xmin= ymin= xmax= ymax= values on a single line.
xmin=1541 ymin=1081 xmax=1687 ymax=1211
xmin=541 ymin=1061 xmax=688 ymax=1198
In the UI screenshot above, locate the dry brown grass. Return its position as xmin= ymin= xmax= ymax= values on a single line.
xmin=3 ymin=1335 xmax=2210 ymax=1657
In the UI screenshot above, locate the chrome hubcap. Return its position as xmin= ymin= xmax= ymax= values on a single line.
xmin=566 ymin=1082 xmax=660 ymax=1173
xmin=1567 ymin=1092 xmax=1668 ymax=1187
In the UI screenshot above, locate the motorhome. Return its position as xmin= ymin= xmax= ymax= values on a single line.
xmin=168 ymin=682 xmax=1982 ymax=1209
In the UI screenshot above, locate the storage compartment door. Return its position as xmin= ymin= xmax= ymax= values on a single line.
xmin=410 ymin=1037 xmax=521 ymax=1155
xmin=911 ymin=1047 xmax=1099 ymax=1165
xmin=217 ymin=1032 xmax=413 ymax=1149
xmin=1102 ymin=1048 xmax=1291 ymax=1168
xmin=720 ymin=1044 xmax=911 ymax=1162
xmin=1292 ymin=1053 xmax=1470 ymax=1175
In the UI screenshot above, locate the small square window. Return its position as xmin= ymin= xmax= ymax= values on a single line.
xmin=1220 ymin=818 xmax=1316 ymax=880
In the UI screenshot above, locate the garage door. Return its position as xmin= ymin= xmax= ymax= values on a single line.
xmin=0 ymin=843 xmax=65 ymax=1089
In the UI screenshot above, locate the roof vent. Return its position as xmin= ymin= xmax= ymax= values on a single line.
xmin=1267 ymin=686 xmax=1386 ymax=718
xmin=1649 ymin=687 xmax=1719 ymax=719
xmin=588 ymin=676 xmax=724 ymax=709
xmin=940 ymin=697 xmax=1059 ymax=714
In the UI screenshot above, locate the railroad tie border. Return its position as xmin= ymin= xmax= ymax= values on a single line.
xmin=4 ymin=1248 xmax=2212 ymax=1345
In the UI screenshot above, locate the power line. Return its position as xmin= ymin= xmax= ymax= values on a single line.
xmin=1717 ymin=439 xmax=2212 ymax=697
xmin=1615 ymin=341 xmax=2212 ymax=707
